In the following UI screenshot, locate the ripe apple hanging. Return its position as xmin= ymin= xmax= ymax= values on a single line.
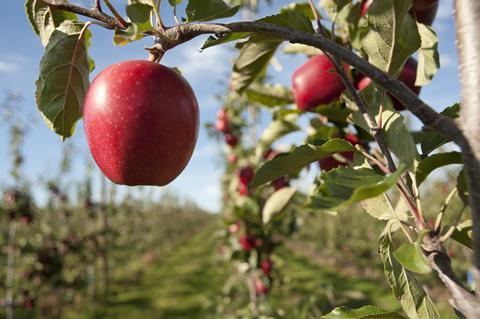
xmin=83 ymin=60 xmax=199 ymax=186
xmin=292 ymin=54 xmax=347 ymax=111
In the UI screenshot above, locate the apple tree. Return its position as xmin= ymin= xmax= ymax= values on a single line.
xmin=25 ymin=0 xmax=480 ymax=318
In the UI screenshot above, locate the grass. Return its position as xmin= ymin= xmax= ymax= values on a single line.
xmin=57 ymin=224 xmax=457 ymax=318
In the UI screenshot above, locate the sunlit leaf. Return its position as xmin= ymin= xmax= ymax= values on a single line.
xmin=35 ymin=20 xmax=92 ymax=139
xmin=253 ymin=139 xmax=354 ymax=187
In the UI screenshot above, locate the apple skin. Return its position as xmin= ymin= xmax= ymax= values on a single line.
xmin=224 ymin=133 xmax=238 ymax=147
xmin=255 ymin=277 xmax=269 ymax=295
xmin=292 ymin=55 xmax=347 ymax=111
xmin=356 ymin=57 xmax=420 ymax=111
xmin=319 ymin=133 xmax=360 ymax=171
xmin=272 ymin=177 xmax=290 ymax=190
xmin=261 ymin=259 xmax=273 ymax=275
xmin=215 ymin=108 xmax=230 ymax=133
xmin=238 ymin=166 xmax=255 ymax=185
xmin=361 ymin=0 xmax=438 ymax=26
xmin=83 ymin=60 xmax=199 ymax=186
xmin=239 ymin=235 xmax=255 ymax=251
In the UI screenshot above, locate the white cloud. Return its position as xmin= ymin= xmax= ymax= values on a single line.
xmin=177 ymin=38 xmax=233 ymax=80
xmin=0 ymin=61 xmax=17 ymax=73
xmin=193 ymin=143 xmax=221 ymax=158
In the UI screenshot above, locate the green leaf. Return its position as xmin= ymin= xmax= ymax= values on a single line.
xmin=394 ymin=243 xmax=431 ymax=274
xmin=263 ymin=187 xmax=297 ymax=224
xmin=168 ymin=0 xmax=183 ymax=5
xmin=25 ymin=0 xmax=77 ymax=47
xmin=415 ymin=152 xmax=462 ymax=186
xmin=379 ymin=235 xmax=440 ymax=319
xmin=186 ymin=0 xmax=239 ymax=22
xmin=309 ymin=166 xmax=405 ymax=210
xmin=416 ymin=103 xmax=459 ymax=155
xmin=361 ymin=194 xmax=396 ymax=220
xmin=347 ymin=85 xmax=419 ymax=167
xmin=320 ymin=0 xmax=350 ymax=21
xmin=361 ymin=0 xmax=421 ymax=75
xmin=114 ymin=3 xmax=153 ymax=45
xmin=260 ymin=11 xmax=314 ymax=33
xmin=247 ymin=83 xmax=294 ymax=107
xmin=255 ymin=116 xmax=299 ymax=160
xmin=416 ymin=23 xmax=440 ymax=86
xmin=280 ymin=2 xmax=315 ymax=20
xmin=253 ymin=139 xmax=354 ymax=187
xmin=323 ymin=305 xmax=405 ymax=319
xmin=231 ymin=36 xmax=281 ymax=94
xmin=202 ymin=32 xmax=250 ymax=49
xmin=450 ymin=220 xmax=472 ymax=249
xmin=35 ymin=20 xmax=91 ymax=139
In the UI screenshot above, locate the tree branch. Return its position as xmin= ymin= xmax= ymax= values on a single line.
xmin=41 ymin=0 xmax=126 ymax=29
xmin=423 ymin=235 xmax=479 ymax=318
xmin=149 ymin=22 xmax=464 ymax=143
xmin=456 ymin=0 xmax=480 ymax=279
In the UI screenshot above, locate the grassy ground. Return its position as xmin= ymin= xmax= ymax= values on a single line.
xmin=94 ymin=227 xmax=227 ymax=319
xmin=67 ymin=225 xmax=399 ymax=318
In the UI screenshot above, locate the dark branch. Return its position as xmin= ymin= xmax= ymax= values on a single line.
xmin=423 ymin=235 xmax=479 ymax=318
xmin=41 ymin=0 xmax=125 ymax=29
xmin=153 ymin=22 xmax=464 ymax=144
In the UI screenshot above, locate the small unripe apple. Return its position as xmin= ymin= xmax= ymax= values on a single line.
xmin=356 ymin=57 xmax=420 ymax=111
xmin=319 ymin=133 xmax=360 ymax=171
xmin=261 ymin=259 xmax=273 ymax=275
xmin=83 ymin=60 xmax=199 ymax=186
xmin=224 ymin=133 xmax=238 ymax=147
xmin=292 ymin=55 xmax=347 ymax=111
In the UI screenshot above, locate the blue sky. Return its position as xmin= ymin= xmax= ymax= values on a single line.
xmin=0 ymin=0 xmax=458 ymax=212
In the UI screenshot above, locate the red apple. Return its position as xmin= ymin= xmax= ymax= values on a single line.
xmin=83 ymin=60 xmax=199 ymax=186
xmin=228 ymin=153 xmax=238 ymax=163
xmin=215 ymin=118 xmax=229 ymax=133
xmin=292 ymin=55 xmax=347 ymax=111
xmin=261 ymin=259 xmax=273 ymax=275
xmin=272 ymin=177 xmax=289 ymax=190
xmin=224 ymin=133 xmax=238 ymax=147
xmin=239 ymin=235 xmax=255 ymax=251
xmin=215 ymin=108 xmax=230 ymax=133
xmin=255 ymin=277 xmax=269 ymax=295
xmin=361 ymin=0 xmax=373 ymax=16
xmin=238 ymin=183 xmax=250 ymax=196
xmin=356 ymin=57 xmax=420 ymax=111
xmin=238 ymin=166 xmax=255 ymax=186
xmin=319 ymin=133 xmax=360 ymax=171
xmin=229 ymin=221 xmax=240 ymax=234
